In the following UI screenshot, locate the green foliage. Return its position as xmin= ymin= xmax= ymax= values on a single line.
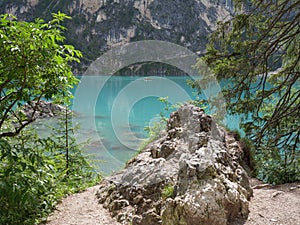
xmin=188 ymin=98 xmax=210 ymax=113
xmin=157 ymin=97 xmax=172 ymax=123
xmin=196 ymin=0 xmax=300 ymax=184
xmin=255 ymin=146 xmax=300 ymax=184
xmin=1 ymin=133 xmax=61 ymax=225
xmin=0 ymin=12 xmax=82 ymax=138
xmin=0 ymin=120 xmax=100 ymax=224
xmin=140 ymin=122 xmax=164 ymax=152
xmin=239 ymin=137 xmax=257 ymax=176
xmin=0 ymin=13 xmax=99 ymax=224
xmin=139 ymin=97 xmax=181 ymax=153
xmin=162 ymin=184 xmax=174 ymax=199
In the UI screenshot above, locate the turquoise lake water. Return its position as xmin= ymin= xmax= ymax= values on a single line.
xmin=36 ymin=75 xmax=240 ymax=174
xmin=71 ymin=75 xmax=199 ymax=174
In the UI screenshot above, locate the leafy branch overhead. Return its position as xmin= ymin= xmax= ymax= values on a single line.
xmin=198 ymin=0 xmax=299 ymax=183
xmin=0 ymin=13 xmax=99 ymax=225
xmin=0 ymin=12 xmax=82 ymax=138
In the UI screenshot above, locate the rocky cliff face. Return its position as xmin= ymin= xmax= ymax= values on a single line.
xmin=97 ymin=104 xmax=252 ymax=225
xmin=0 ymin=0 xmax=233 ymax=73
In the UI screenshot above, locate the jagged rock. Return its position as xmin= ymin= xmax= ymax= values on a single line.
xmin=1 ymin=0 xmax=234 ymax=73
xmin=97 ymin=104 xmax=252 ymax=225
xmin=21 ymin=100 xmax=71 ymax=121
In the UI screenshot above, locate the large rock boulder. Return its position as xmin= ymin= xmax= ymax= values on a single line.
xmin=97 ymin=104 xmax=252 ymax=225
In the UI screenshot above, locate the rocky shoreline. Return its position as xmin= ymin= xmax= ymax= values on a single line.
xmin=21 ymin=100 xmax=71 ymax=121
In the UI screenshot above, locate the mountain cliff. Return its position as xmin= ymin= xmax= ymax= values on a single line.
xmin=0 ymin=0 xmax=233 ymax=73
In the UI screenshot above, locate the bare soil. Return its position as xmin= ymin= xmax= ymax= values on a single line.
xmin=232 ymin=179 xmax=300 ymax=225
xmin=46 ymin=185 xmax=120 ymax=225
xmin=46 ymin=179 xmax=300 ymax=225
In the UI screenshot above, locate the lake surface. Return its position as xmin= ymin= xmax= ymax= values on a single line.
xmin=37 ymin=75 xmax=240 ymax=174
xmin=71 ymin=75 xmax=199 ymax=174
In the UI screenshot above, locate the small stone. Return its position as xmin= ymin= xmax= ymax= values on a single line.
xmin=272 ymin=191 xmax=284 ymax=198
xmin=252 ymin=184 xmax=272 ymax=189
xmin=145 ymin=199 xmax=152 ymax=204
xmin=109 ymin=199 xmax=129 ymax=211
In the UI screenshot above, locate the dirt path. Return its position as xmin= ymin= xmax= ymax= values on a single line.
xmin=46 ymin=185 xmax=120 ymax=225
xmin=241 ymin=179 xmax=300 ymax=225
xmin=46 ymin=180 xmax=300 ymax=225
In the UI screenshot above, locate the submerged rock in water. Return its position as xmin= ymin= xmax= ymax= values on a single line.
xmin=97 ymin=104 xmax=252 ymax=225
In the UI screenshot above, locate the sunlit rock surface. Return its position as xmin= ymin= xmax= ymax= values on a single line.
xmin=0 ymin=0 xmax=233 ymax=72
xmin=97 ymin=104 xmax=252 ymax=225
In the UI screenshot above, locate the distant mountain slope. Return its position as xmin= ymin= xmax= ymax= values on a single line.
xmin=0 ymin=0 xmax=233 ymax=73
